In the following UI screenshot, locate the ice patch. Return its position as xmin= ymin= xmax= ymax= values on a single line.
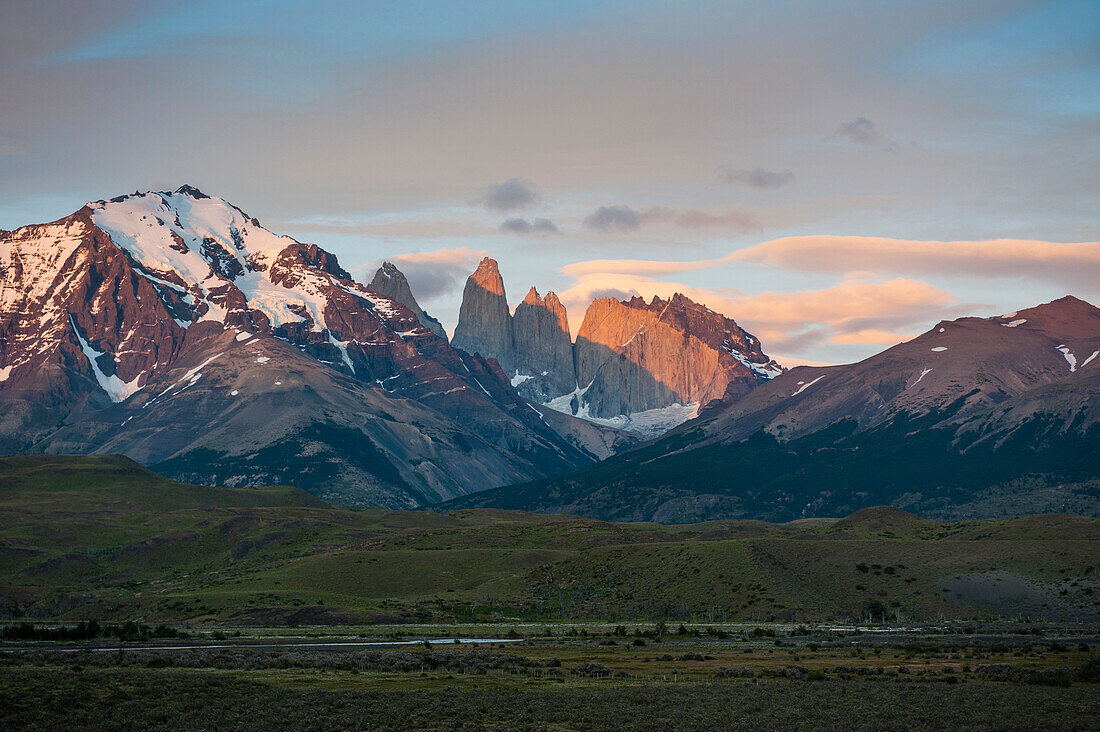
xmin=910 ymin=367 xmax=932 ymax=388
xmin=1002 ymin=319 xmax=1027 ymax=328
xmin=0 ymin=365 xmax=11 ymax=383
xmin=230 ymin=390 xmax=239 ymax=396
xmin=1056 ymin=345 xmax=1077 ymax=372
xmin=938 ymin=327 xmax=945 ymax=333
xmin=235 ymin=331 xmax=252 ymax=341
xmin=274 ymin=380 xmax=282 ymax=385
xmin=791 ymin=374 xmax=825 ymax=396
xmin=1080 ymin=350 xmax=1099 ymax=369
xmin=70 ymin=317 xmax=143 ymax=403
xmin=511 ymin=372 xmax=534 ymax=387
xmin=541 ymin=380 xmax=698 ymax=437
xmin=931 ymin=346 xmax=947 ymax=352
xmin=256 ymin=356 xmax=270 ymax=364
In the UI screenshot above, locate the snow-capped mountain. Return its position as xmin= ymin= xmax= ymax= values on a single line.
xmin=0 ymin=186 xmax=627 ymax=506
xmin=451 ymin=258 xmax=782 ymax=437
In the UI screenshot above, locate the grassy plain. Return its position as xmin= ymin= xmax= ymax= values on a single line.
xmin=1 ymin=455 xmax=1098 ymax=624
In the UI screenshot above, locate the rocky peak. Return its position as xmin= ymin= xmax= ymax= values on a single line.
xmin=174 ymin=184 xmax=210 ymax=199
xmin=471 ymin=256 xmax=506 ymax=296
xmin=452 ymin=257 xmax=516 ymax=374
xmin=367 ymin=261 xmax=446 ymax=339
xmin=512 ymin=286 xmax=575 ymax=401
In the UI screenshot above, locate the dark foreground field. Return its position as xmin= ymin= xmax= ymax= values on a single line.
xmin=2 ymin=631 xmax=1099 ymax=730
xmin=3 ymin=667 xmax=1098 ymax=731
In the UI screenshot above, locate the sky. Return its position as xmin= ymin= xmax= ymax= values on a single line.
xmin=1 ymin=0 xmax=1097 ymax=364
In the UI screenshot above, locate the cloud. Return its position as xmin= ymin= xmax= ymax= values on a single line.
xmin=583 ymin=205 xmax=760 ymax=233
xmin=721 ymin=278 xmax=957 ymax=338
xmin=830 ymin=117 xmax=900 ymax=153
xmin=387 ymin=246 xmax=487 ymax=301
xmin=584 ymin=205 xmax=643 ymax=231
xmin=501 ymin=217 xmax=559 ymax=234
xmin=732 ymin=236 xmax=1100 ymax=291
xmin=829 ymin=329 xmax=916 ymax=346
xmin=718 ymin=166 xmax=795 ymax=189
xmin=480 ymin=178 xmax=538 ymax=211
xmin=558 ymin=263 xmax=965 ymax=350
xmin=662 ymin=208 xmax=761 ymax=231
xmin=562 ymin=236 xmax=1100 ymax=293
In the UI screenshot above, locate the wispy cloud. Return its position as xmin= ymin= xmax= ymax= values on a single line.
xmin=562 ymin=236 xmax=1100 ymax=292
xmin=830 ymin=117 xmax=900 ymax=153
xmin=501 ymin=217 xmax=559 ymax=234
xmin=583 ymin=205 xmax=760 ymax=233
xmin=584 ymin=205 xmax=643 ymax=231
xmin=718 ymin=166 xmax=795 ymax=189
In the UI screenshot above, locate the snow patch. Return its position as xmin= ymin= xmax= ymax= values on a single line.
xmin=1002 ymin=319 xmax=1027 ymax=328
xmin=910 ymin=367 xmax=932 ymax=388
xmin=235 ymin=331 xmax=252 ymax=341
xmin=1080 ymin=350 xmax=1099 ymax=369
xmin=542 ymin=381 xmax=698 ymax=437
xmin=69 ymin=317 xmax=143 ymax=403
xmin=256 ymin=356 xmax=270 ymax=364
xmin=511 ymin=372 xmax=535 ymax=387
xmin=722 ymin=345 xmax=782 ymax=380
xmin=791 ymin=374 xmax=825 ymax=396
xmin=0 ymin=365 xmax=11 ymax=383
xmin=931 ymin=346 xmax=947 ymax=352
xmin=230 ymin=390 xmax=239 ymax=396
xmin=327 ymin=332 xmax=355 ymax=374
xmin=1056 ymin=345 xmax=1077 ymax=372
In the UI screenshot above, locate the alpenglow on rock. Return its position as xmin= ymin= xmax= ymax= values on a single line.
xmin=367 ymin=261 xmax=446 ymax=339
xmin=572 ymin=293 xmax=782 ymax=420
xmin=451 ymin=257 xmax=516 ymax=374
xmin=450 ymin=260 xmax=783 ymax=437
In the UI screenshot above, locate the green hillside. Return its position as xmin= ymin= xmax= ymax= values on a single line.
xmin=0 ymin=456 xmax=1097 ymax=624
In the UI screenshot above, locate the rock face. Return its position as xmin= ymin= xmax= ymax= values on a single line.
xmin=0 ymin=187 xmax=610 ymax=507
xmin=452 ymin=257 xmax=515 ymax=374
xmin=512 ymin=288 xmax=575 ymax=402
xmin=572 ymin=293 xmax=780 ymax=420
xmin=451 ymin=261 xmax=782 ymax=436
xmin=367 ymin=261 xmax=446 ymax=339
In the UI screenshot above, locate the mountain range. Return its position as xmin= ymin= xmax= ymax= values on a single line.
xmin=2 ymin=186 xmax=1097 ymax=521
xmin=443 ymin=296 xmax=1100 ymax=521
xmin=0 ymin=187 xmax=639 ymax=507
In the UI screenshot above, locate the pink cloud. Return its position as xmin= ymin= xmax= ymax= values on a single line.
xmin=557 ymin=271 xmax=960 ymax=352
xmin=560 ymin=236 xmax=1100 ymax=293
